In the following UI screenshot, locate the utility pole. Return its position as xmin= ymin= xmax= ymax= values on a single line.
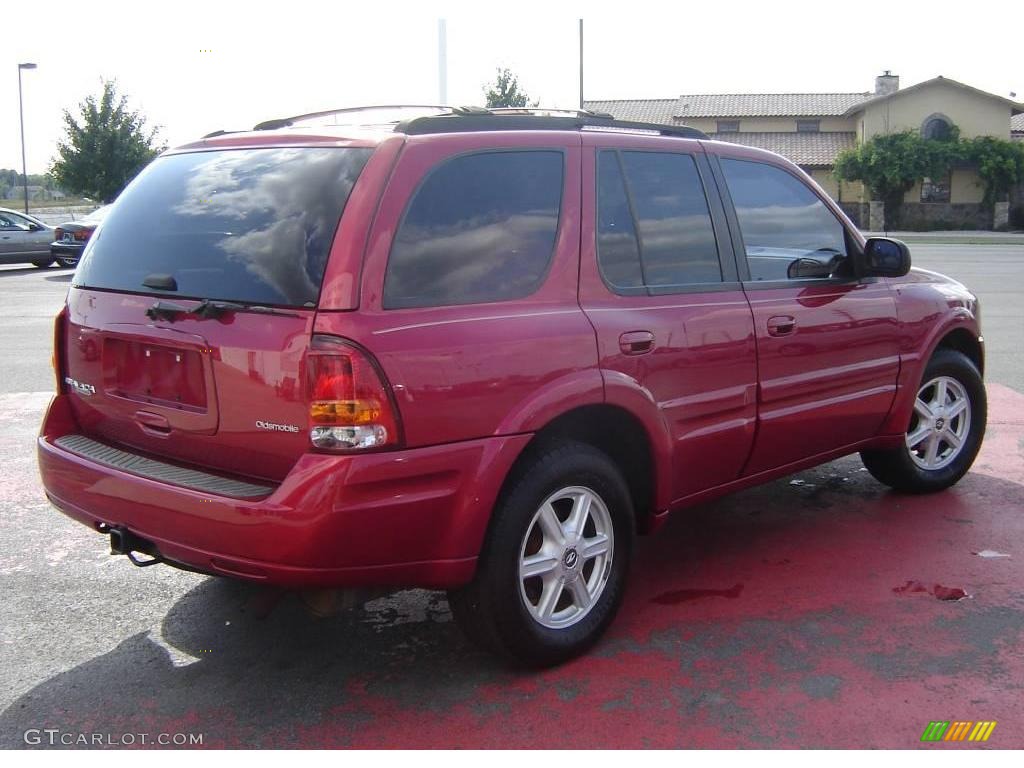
xmin=438 ymin=19 xmax=448 ymax=105
xmin=18 ymin=62 xmax=38 ymax=215
xmin=578 ymin=19 xmax=584 ymax=109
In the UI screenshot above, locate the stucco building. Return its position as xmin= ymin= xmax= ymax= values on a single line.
xmin=586 ymin=74 xmax=1023 ymax=229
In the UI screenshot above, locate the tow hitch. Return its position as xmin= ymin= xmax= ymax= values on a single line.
xmin=101 ymin=524 xmax=165 ymax=567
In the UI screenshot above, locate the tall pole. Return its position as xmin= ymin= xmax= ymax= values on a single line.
xmin=18 ymin=67 xmax=28 ymax=214
xmin=438 ymin=19 xmax=448 ymax=105
xmin=17 ymin=63 xmax=37 ymax=215
xmin=578 ymin=19 xmax=584 ymax=109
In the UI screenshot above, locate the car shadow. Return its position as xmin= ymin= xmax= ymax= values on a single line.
xmin=1 ymin=459 xmax=1021 ymax=747
xmin=0 ymin=577 xmax=511 ymax=748
xmin=44 ymin=273 xmax=74 ymax=283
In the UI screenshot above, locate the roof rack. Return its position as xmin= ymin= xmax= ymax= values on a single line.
xmin=397 ymin=109 xmax=708 ymax=140
xmin=253 ymin=105 xmax=486 ymax=131
xmin=251 ymin=104 xmax=708 ymax=140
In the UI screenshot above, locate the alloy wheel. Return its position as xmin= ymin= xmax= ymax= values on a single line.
xmin=905 ymin=375 xmax=971 ymax=471
xmin=518 ymin=486 xmax=614 ymax=629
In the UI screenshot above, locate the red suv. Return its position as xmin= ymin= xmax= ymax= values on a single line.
xmin=39 ymin=107 xmax=986 ymax=666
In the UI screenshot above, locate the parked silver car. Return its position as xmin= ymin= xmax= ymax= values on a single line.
xmin=0 ymin=208 xmax=56 ymax=267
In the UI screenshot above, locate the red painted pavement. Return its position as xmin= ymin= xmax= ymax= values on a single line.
xmin=3 ymin=385 xmax=1022 ymax=748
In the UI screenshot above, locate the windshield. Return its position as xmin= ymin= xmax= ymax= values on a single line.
xmin=74 ymin=146 xmax=372 ymax=307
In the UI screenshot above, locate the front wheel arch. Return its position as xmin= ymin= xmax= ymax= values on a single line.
xmin=862 ymin=347 xmax=986 ymax=493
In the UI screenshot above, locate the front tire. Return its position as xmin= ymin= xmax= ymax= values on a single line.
xmin=32 ymin=258 xmax=55 ymax=268
xmin=448 ymin=441 xmax=634 ymax=667
xmin=861 ymin=348 xmax=986 ymax=493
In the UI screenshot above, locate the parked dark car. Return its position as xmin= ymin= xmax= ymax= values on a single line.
xmin=51 ymin=205 xmax=112 ymax=267
xmin=0 ymin=207 xmax=55 ymax=267
xmin=38 ymin=107 xmax=987 ymax=666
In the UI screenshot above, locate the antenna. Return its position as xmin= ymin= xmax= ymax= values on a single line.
xmin=579 ymin=19 xmax=584 ymax=109
xmin=438 ymin=19 xmax=448 ymax=105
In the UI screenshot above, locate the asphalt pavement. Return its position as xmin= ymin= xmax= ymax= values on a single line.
xmin=1 ymin=243 xmax=1022 ymax=748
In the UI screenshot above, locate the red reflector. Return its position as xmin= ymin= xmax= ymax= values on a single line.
xmin=52 ymin=306 xmax=68 ymax=393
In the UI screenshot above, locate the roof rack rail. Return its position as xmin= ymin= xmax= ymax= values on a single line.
xmin=250 ymin=104 xmax=708 ymax=140
xmin=397 ymin=111 xmax=708 ymax=140
xmin=253 ymin=104 xmax=486 ymax=131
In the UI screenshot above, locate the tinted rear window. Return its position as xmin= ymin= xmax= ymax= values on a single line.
xmin=597 ymin=150 xmax=722 ymax=294
xmin=74 ymin=147 xmax=372 ymax=306
xmin=383 ymin=150 xmax=563 ymax=309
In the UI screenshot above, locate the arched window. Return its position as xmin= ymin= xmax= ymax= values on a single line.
xmin=922 ymin=115 xmax=953 ymax=140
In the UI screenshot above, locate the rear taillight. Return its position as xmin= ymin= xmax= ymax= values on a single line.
xmin=74 ymin=229 xmax=92 ymax=241
xmin=52 ymin=306 xmax=68 ymax=393
xmin=54 ymin=227 xmax=64 ymax=240
xmin=305 ymin=335 xmax=401 ymax=451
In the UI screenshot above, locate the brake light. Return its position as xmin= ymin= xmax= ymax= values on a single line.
xmin=55 ymin=227 xmax=64 ymax=240
xmin=52 ymin=306 xmax=68 ymax=393
xmin=305 ymin=336 xmax=400 ymax=451
xmin=74 ymin=229 xmax=92 ymax=241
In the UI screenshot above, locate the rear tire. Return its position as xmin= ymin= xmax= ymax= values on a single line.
xmin=860 ymin=348 xmax=985 ymax=493
xmin=448 ymin=441 xmax=634 ymax=667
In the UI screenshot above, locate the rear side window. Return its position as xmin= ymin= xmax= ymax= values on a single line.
xmin=74 ymin=147 xmax=372 ymax=306
xmin=597 ymin=150 xmax=722 ymax=294
xmin=720 ymin=158 xmax=847 ymax=281
xmin=383 ymin=151 xmax=563 ymax=309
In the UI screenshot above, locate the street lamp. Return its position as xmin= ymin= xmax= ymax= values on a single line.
xmin=18 ymin=62 xmax=38 ymax=215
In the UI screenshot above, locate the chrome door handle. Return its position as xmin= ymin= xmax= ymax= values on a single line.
xmin=767 ymin=315 xmax=796 ymax=336
xmin=619 ymin=331 xmax=655 ymax=355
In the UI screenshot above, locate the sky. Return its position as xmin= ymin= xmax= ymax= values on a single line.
xmin=2 ymin=0 xmax=1020 ymax=175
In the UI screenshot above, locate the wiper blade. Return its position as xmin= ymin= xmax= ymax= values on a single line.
xmin=145 ymin=299 xmax=300 ymax=321
xmin=192 ymin=300 xmax=301 ymax=319
xmin=145 ymin=300 xmax=190 ymax=321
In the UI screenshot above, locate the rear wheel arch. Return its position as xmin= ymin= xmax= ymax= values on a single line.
xmin=501 ymin=404 xmax=662 ymax=534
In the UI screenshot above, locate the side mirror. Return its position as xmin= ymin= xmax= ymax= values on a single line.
xmin=860 ymin=237 xmax=911 ymax=277
xmin=28 ymin=222 xmax=43 ymax=232
xmin=787 ymin=257 xmax=834 ymax=280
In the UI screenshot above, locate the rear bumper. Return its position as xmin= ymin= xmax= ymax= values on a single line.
xmin=50 ymin=243 xmax=83 ymax=259
xmin=38 ymin=394 xmax=530 ymax=588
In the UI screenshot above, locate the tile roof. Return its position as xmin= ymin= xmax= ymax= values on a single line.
xmin=707 ymin=132 xmax=858 ymax=166
xmin=673 ymin=93 xmax=871 ymax=118
xmin=585 ymin=94 xmax=870 ymax=121
xmin=582 ymin=99 xmax=678 ymax=124
xmin=848 ymin=76 xmax=1024 ymax=117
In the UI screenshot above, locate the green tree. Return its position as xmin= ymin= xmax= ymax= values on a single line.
xmin=834 ymin=129 xmax=960 ymax=228
xmin=51 ymin=80 xmax=165 ymax=203
xmin=962 ymin=136 xmax=1024 ymax=206
xmin=483 ymin=68 xmax=538 ymax=108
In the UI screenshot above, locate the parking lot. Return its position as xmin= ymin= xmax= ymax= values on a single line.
xmin=1 ymin=243 xmax=1022 ymax=748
